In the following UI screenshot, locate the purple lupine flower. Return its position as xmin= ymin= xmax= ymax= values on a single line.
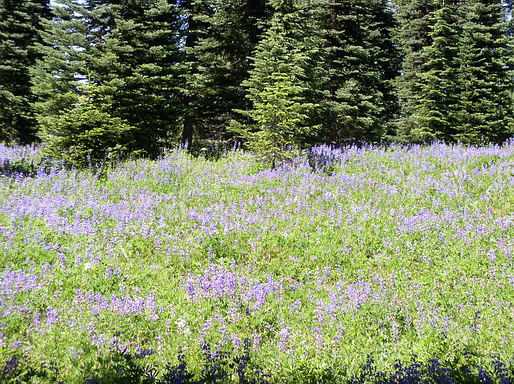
xmin=278 ymin=322 xmax=292 ymax=352
xmin=45 ymin=308 xmax=59 ymax=328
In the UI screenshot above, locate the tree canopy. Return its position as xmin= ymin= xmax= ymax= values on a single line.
xmin=1 ymin=0 xmax=513 ymax=165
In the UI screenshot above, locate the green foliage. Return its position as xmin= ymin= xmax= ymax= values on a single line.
xmin=31 ymin=0 xmax=93 ymax=130
xmin=0 ymin=0 xmax=50 ymax=144
xmin=395 ymin=0 xmax=514 ymax=144
xmin=231 ymin=1 xmax=324 ymax=166
xmin=33 ymin=0 xmax=183 ymax=158
xmin=180 ymin=0 xmax=272 ymax=146
xmin=231 ymin=72 xmax=311 ymax=166
xmin=409 ymin=5 xmax=461 ymax=142
xmin=394 ymin=0 xmax=440 ymax=141
xmin=1 ymin=144 xmax=514 ymax=381
xmin=455 ymin=0 xmax=514 ymax=144
xmin=40 ymin=97 xmax=135 ymax=168
xmin=316 ymin=0 xmax=400 ymax=144
xmin=4 ymin=0 xmax=514 ymax=155
xmin=85 ymin=0 xmax=184 ymax=157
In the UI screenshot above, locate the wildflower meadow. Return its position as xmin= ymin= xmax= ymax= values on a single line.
xmin=0 ymin=143 xmax=513 ymax=383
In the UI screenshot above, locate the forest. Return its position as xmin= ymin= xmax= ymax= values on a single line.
xmin=1 ymin=0 xmax=514 ymax=166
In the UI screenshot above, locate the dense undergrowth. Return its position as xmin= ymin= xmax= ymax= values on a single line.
xmin=0 ymin=143 xmax=513 ymax=383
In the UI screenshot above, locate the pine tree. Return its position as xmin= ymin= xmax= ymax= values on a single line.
xmin=0 ymin=0 xmax=50 ymax=143
xmin=85 ymin=0 xmax=184 ymax=156
xmin=455 ymin=0 xmax=514 ymax=144
xmin=34 ymin=0 xmax=184 ymax=158
xmin=32 ymin=0 xmax=89 ymax=129
xmin=230 ymin=0 xmax=326 ymax=165
xmin=181 ymin=0 xmax=272 ymax=147
xmin=409 ymin=3 xmax=462 ymax=142
xmin=394 ymin=0 xmax=440 ymax=141
xmin=316 ymin=0 xmax=400 ymax=144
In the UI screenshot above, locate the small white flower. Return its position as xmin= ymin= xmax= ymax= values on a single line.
xmin=83 ymin=263 xmax=94 ymax=270
xmin=175 ymin=318 xmax=191 ymax=335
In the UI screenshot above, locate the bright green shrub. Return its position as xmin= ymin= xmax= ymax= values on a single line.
xmin=40 ymin=100 xmax=135 ymax=168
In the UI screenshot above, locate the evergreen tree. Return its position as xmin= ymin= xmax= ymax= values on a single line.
xmin=455 ymin=0 xmax=514 ymax=144
xmin=394 ymin=0 xmax=440 ymax=141
xmin=316 ymin=0 xmax=400 ymax=144
xmin=409 ymin=3 xmax=462 ymax=142
xmin=40 ymin=88 xmax=136 ymax=168
xmin=33 ymin=0 xmax=131 ymax=165
xmin=32 ymin=0 xmax=89 ymax=130
xmin=34 ymin=0 xmax=184 ymax=158
xmin=231 ymin=0 xmax=326 ymax=165
xmin=373 ymin=0 xmax=402 ymax=139
xmin=0 ymin=0 xmax=50 ymax=143
xmin=178 ymin=0 xmax=206 ymax=147
xmin=181 ymin=0 xmax=272 ymax=147
xmin=86 ymin=0 xmax=184 ymax=156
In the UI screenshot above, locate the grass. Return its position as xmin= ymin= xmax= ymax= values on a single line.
xmin=0 ymin=142 xmax=513 ymax=383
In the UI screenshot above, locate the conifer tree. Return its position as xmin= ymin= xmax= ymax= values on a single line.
xmin=409 ymin=3 xmax=462 ymax=142
xmin=316 ymin=0 xmax=400 ymax=144
xmin=455 ymin=0 xmax=514 ymax=144
xmin=231 ymin=0 xmax=326 ymax=165
xmin=394 ymin=0 xmax=440 ymax=141
xmin=85 ymin=0 xmax=184 ymax=156
xmin=181 ymin=0 xmax=272 ymax=146
xmin=373 ymin=0 xmax=402 ymax=139
xmin=34 ymin=0 xmax=184 ymax=157
xmin=32 ymin=0 xmax=88 ymax=129
xmin=178 ymin=0 xmax=206 ymax=147
xmin=0 ymin=0 xmax=50 ymax=143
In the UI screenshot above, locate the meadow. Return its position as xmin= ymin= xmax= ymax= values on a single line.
xmin=0 ymin=142 xmax=513 ymax=383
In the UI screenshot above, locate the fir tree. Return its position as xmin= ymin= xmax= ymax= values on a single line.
xmin=39 ymin=87 xmax=135 ymax=168
xmin=231 ymin=0 xmax=325 ymax=165
xmin=372 ymin=0 xmax=402 ymax=139
xmin=34 ymin=0 xmax=184 ymax=157
xmin=316 ymin=0 xmax=400 ymax=144
xmin=0 ymin=0 xmax=50 ymax=143
xmin=178 ymin=0 xmax=206 ymax=147
xmin=394 ymin=0 xmax=440 ymax=141
xmin=409 ymin=3 xmax=462 ymax=142
xmin=32 ymin=0 xmax=89 ymax=130
xmin=455 ymin=0 xmax=514 ymax=144
xmin=181 ymin=0 xmax=272 ymax=147
xmin=86 ymin=0 xmax=184 ymax=156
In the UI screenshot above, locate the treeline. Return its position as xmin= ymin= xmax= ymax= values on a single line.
xmin=1 ymin=0 xmax=513 ymax=165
